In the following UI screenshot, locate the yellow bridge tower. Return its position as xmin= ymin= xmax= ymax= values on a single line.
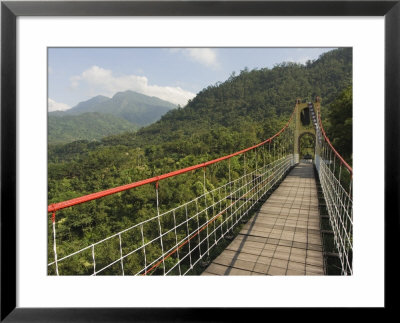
xmin=293 ymin=97 xmax=320 ymax=162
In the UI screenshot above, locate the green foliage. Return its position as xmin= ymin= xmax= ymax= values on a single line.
xmin=325 ymin=85 xmax=353 ymax=164
xmin=299 ymin=134 xmax=315 ymax=158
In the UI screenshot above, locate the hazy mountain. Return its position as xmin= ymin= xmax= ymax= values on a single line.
xmin=48 ymin=91 xmax=177 ymax=144
xmin=64 ymin=95 xmax=110 ymax=114
xmin=57 ymin=90 xmax=177 ymax=126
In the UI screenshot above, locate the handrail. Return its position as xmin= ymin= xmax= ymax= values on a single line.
xmin=48 ymin=111 xmax=294 ymax=213
xmin=315 ymin=102 xmax=353 ymax=275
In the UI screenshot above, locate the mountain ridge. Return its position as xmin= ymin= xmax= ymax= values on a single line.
xmin=51 ymin=90 xmax=177 ymax=124
xmin=49 ymin=90 xmax=177 ymax=144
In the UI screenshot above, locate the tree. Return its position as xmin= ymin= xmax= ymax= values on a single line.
xmin=326 ymin=86 xmax=352 ymax=164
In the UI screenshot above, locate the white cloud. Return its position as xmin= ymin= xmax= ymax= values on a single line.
xmin=48 ymin=98 xmax=71 ymax=112
xmin=170 ymin=48 xmax=219 ymax=68
xmin=70 ymin=66 xmax=196 ymax=106
xmin=186 ymin=48 xmax=219 ymax=68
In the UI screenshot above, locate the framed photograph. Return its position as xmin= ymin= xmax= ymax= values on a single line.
xmin=1 ymin=0 xmax=398 ymax=320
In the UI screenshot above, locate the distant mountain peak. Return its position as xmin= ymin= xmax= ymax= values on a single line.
xmin=53 ymin=90 xmax=176 ymax=127
xmin=111 ymin=90 xmax=177 ymax=107
xmin=92 ymin=94 xmax=110 ymax=100
xmin=70 ymin=95 xmax=111 ymax=110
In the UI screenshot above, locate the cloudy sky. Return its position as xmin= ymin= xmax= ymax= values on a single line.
xmin=48 ymin=47 xmax=335 ymax=112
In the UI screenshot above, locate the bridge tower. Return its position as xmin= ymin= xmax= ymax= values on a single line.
xmin=293 ymin=97 xmax=320 ymax=162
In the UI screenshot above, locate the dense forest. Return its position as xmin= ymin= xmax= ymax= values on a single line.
xmin=48 ymin=112 xmax=138 ymax=144
xmin=324 ymin=85 xmax=353 ymax=164
xmin=48 ymin=48 xmax=352 ymax=275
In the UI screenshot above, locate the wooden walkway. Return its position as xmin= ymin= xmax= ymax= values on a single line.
xmin=202 ymin=162 xmax=325 ymax=276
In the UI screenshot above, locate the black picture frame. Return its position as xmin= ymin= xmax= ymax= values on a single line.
xmin=1 ymin=1 xmax=398 ymax=321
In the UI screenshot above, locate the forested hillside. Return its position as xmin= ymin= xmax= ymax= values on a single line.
xmin=49 ymin=47 xmax=352 ymax=202
xmin=48 ymin=112 xmax=138 ymax=144
xmin=48 ymin=48 xmax=352 ymax=275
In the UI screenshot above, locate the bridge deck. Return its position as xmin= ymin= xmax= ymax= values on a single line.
xmin=202 ymin=162 xmax=324 ymax=276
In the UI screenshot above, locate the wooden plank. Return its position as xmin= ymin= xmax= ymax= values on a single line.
xmin=201 ymin=163 xmax=325 ymax=276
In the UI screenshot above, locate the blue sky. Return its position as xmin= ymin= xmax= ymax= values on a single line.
xmin=48 ymin=47 xmax=335 ymax=111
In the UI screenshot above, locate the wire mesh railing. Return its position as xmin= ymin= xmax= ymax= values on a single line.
xmin=48 ymin=111 xmax=295 ymax=275
xmin=312 ymin=101 xmax=353 ymax=275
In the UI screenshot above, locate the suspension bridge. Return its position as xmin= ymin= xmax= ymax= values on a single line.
xmin=48 ymin=98 xmax=353 ymax=276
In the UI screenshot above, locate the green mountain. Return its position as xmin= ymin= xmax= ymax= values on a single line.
xmin=48 ymin=112 xmax=138 ymax=144
xmin=48 ymin=91 xmax=177 ymax=144
xmin=61 ymin=90 xmax=177 ymax=125
xmin=64 ymin=95 xmax=110 ymax=114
